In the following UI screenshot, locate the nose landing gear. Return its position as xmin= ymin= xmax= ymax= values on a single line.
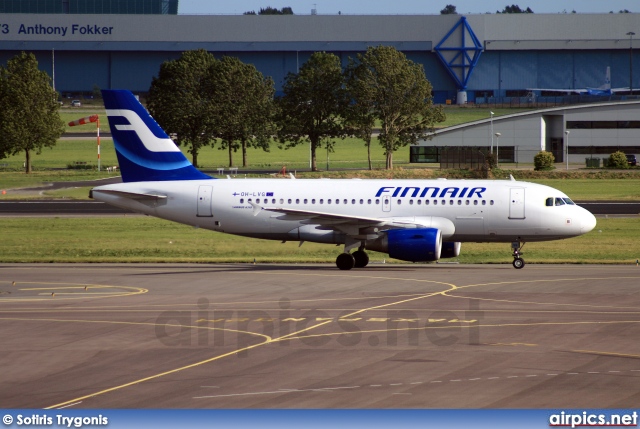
xmin=511 ymin=241 xmax=525 ymax=269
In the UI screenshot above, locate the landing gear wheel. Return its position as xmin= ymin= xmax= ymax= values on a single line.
xmin=513 ymin=258 xmax=525 ymax=269
xmin=352 ymin=250 xmax=369 ymax=268
xmin=336 ymin=253 xmax=356 ymax=270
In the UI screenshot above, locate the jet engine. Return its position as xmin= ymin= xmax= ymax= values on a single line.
xmin=386 ymin=228 xmax=442 ymax=262
xmin=440 ymin=242 xmax=462 ymax=259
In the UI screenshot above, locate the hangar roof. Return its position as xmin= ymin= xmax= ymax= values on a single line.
xmin=1 ymin=13 xmax=639 ymax=52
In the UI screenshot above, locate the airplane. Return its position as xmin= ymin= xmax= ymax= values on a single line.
xmin=90 ymin=90 xmax=597 ymax=270
xmin=527 ymin=67 xmax=629 ymax=96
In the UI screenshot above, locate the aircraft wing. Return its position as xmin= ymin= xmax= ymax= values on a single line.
xmin=610 ymin=87 xmax=630 ymax=93
xmin=251 ymin=203 xmax=455 ymax=238
xmin=527 ymin=87 xmax=588 ymax=94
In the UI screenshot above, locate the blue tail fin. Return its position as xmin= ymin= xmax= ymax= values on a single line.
xmin=102 ymin=89 xmax=212 ymax=183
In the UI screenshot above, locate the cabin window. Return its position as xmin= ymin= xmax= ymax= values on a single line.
xmin=367 ymin=199 xmax=372 ymax=204
xmin=450 ymin=200 xmax=454 ymax=205
xmin=312 ymin=199 xmax=316 ymax=204
xmin=328 ymin=199 xmax=332 ymax=204
xmin=425 ymin=200 xmax=430 ymax=205
xmin=490 ymin=200 xmax=494 ymax=205
xmin=466 ymin=200 xmax=470 ymax=205
xmin=352 ymin=199 xmax=356 ymax=204
xmin=441 ymin=200 xmax=446 ymax=205
xmin=359 ymin=199 xmax=364 ymax=204
xmin=474 ymin=200 xmax=478 ymax=205
xmin=417 ymin=200 xmax=422 ymax=205
xmin=240 ymin=198 xmax=244 ymax=203
xmin=434 ymin=200 xmax=438 ymax=205
xmin=296 ymin=199 xmax=300 ymax=204
xmin=457 ymin=200 xmax=462 ymax=205
xmin=335 ymin=199 xmax=339 ymax=204
xmin=344 ymin=199 xmax=348 ymax=204
xmin=320 ymin=199 xmax=323 ymax=204
xmin=272 ymin=199 xmax=276 ymax=204
xmin=304 ymin=199 xmax=308 ymax=204
xmin=546 ymin=198 xmax=554 ymax=206
xmin=409 ymin=200 xmax=414 ymax=205
xmin=376 ymin=199 xmax=380 ymax=204
xmin=397 ymin=200 xmax=402 ymax=205
xmin=256 ymin=199 xmax=260 ymax=203
xmin=482 ymin=200 xmax=486 ymax=205
xmin=288 ymin=199 xmax=292 ymax=204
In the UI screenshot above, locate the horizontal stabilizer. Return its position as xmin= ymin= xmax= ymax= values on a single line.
xmin=91 ymin=189 xmax=167 ymax=200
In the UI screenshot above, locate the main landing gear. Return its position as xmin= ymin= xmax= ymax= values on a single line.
xmin=336 ymin=244 xmax=369 ymax=270
xmin=511 ymin=241 xmax=525 ymax=269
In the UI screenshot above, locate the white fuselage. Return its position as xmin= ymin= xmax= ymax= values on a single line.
xmin=92 ymin=178 xmax=596 ymax=245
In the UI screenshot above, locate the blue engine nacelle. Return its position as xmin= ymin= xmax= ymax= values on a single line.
xmin=387 ymin=228 xmax=442 ymax=262
xmin=441 ymin=242 xmax=461 ymax=259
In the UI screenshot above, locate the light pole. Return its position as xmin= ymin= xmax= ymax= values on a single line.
xmin=494 ymin=132 xmax=501 ymax=168
xmin=490 ymin=111 xmax=495 ymax=154
xmin=565 ymin=130 xmax=570 ymax=170
xmin=628 ymin=32 xmax=635 ymax=95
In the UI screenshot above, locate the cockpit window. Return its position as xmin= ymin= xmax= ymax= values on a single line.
xmin=547 ymin=197 xmax=576 ymax=207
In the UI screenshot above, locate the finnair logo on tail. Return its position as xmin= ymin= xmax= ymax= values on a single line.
xmin=106 ymin=109 xmax=181 ymax=153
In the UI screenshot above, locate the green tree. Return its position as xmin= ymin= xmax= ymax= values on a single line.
xmin=344 ymin=59 xmax=377 ymax=170
xmin=440 ymin=4 xmax=458 ymax=14
xmin=276 ymin=52 xmax=349 ymax=171
xmin=608 ymin=151 xmax=629 ymax=169
xmin=147 ymin=49 xmax=217 ymax=168
xmin=203 ymin=56 xmax=275 ymax=167
xmin=498 ymin=5 xmax=534 ymax=13
xmin=0 ymin=52 xmax=64 ymax=173
xmin=347 ymin=46 xmax=445 ymax=169
xmin=245 ymin=6 xmax=294 ymax=15
xmin=534 ymin=150 xmax=555 ymax=170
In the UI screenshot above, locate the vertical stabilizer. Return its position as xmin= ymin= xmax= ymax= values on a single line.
xmin=600 ymin=66 xmax=612 ymax=91
xmin=102 ymin=90 xmax=212 ymax=183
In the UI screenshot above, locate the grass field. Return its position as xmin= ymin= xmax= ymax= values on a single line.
xmin=0 ymin=216 xmax=636 ymax=264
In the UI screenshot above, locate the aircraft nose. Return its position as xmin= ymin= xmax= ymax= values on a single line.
xmin=581 ymin=209 xmax=597 ymax=234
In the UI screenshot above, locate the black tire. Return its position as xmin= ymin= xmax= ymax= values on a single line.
xmin=336 ymin=253 xmax=356 ymax=270
xmin=513 ymin=258 xmax=525 ymax=269
xmin=352 ymin=250 xmax=369 ymax=268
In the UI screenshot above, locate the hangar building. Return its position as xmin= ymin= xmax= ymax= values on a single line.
xmin=1 ymin=12 xmax=639 ymax=163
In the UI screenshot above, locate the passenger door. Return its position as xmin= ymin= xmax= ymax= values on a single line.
xmin=509 ymin=187 xmax=525 ymax=219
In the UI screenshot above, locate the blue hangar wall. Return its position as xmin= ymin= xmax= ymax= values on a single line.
xmin=1 ymin=14 xmax=640 ymax=102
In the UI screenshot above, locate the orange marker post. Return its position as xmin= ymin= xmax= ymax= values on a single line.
xmin=68 ymin=115 xmax=101 ymax=171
